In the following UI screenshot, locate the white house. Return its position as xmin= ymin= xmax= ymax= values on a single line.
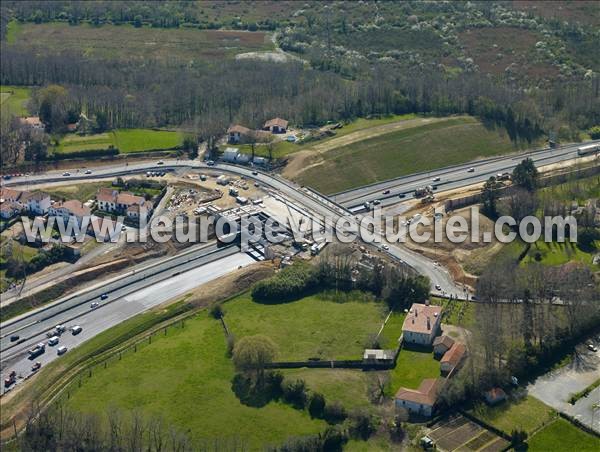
xmin=227 ymin=125 xmax=251 ymax=143
xmin=23 ymin=192 xmax=52 ymax=215
xmin=96 ymin=188 xmax=151 ymax=219
xmin=395 ymin=378 xmax=441 ymax=418
xmin=49 ymin=199 xmax=91 ymax=227
xmin=402 ymin=303 xmax=442 ymax=346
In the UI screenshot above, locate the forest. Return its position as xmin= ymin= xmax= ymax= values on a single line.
xmin=1 ymin=1 xmax=599 ymax=166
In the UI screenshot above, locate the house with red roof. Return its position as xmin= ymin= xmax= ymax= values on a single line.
xmin=440 ymin=343 xmax=467 ymax=375
xmin=395 ymin=378 xmax=441 ymax=417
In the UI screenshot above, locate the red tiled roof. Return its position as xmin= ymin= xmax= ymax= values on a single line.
xmin=22 ymin=191 xmax=50 ymax=202
xmin=116 ymin=192 xmax=145 ymax=206
xmin=227 ymin=125 xmax=251 ymax=134
xmin=402 ymin=303 xmax=442 ymax=335
xmin=441 ymin=343 xmax=466 ymax=367
xmin=54 ymin=199 xmax=91 ymax=218
xmin=0 ymin=188 xmax=24 ymax=202
xmin=20 ymin=116 xmax=43 ymax=127
xmin=395 ymin=378 xmax=441 ymax=406
xmin=264 ymin=117 xmax=288 ymax=128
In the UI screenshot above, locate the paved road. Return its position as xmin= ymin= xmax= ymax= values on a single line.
xmin=0 ymin=243 xmax=240 ymax=360
xmin=331 ymin=141 xmax=599 ymax=210
xmin=527 ymin=338 xmax=600 ymax=433
xmin=1 ymin=250 xmax=254 ymax=393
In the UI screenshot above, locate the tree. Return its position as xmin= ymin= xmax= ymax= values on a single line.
xmin=308 ymin=392 xmax=326 ymax=419
xmin=512 ymin=158 xmax=538 ymax=192
xmin=481 ymin=176 xmax=502 ymax=218
xmin=283 ymin=379 xmax=308 ymax=409
xmin=232 ymin=335 xmax=277 ymax=382
xmin=36 ymin=85 xmax=69 ymax=132
xmin=588 ymin=125 xmax=600 ymax=139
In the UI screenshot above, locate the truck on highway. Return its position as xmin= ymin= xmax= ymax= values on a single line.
xmin=4 ymin=371 xmax=16 ymax=388
xmin=28 ymin=343 xmax=46 ymax=358
xmin=577 ymin=143 xmax=600 ymax=156
xmin=414 ymin=185 xmax=433 ymax=198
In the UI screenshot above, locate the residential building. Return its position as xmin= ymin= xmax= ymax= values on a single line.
xmin=227 ymin=125 xmax=251 ymax=143
xmin=263 ymin=117 xmax=288 ymax=133
xmin=433 ymin=335 xmax=455 ymax=358
xmin=49 ymin=200 xmax=91 ymax=226
xmin=19 ymin=116 xmax=45 ymax=131
xmin=222 ymin=147 xmax=240 ymax=163
xmin=395 ymin=378 xmax=441 ymax=418
xmin=440 ymin=343 xmax=467 ymax=375
xmin=402 ymin=303 xmax=442 ymax=346
xmin=363 ymin=349 xmax=395 ymax=364
xmin=96 ymin=188 xmax=151 ymax=219
xmin=0 ymin=187 xmax=26 ymax=206
xmin=23 ymin=192 xmax=52 ymax=215
xmin=0 ymin=202 xmax=21 ymax=219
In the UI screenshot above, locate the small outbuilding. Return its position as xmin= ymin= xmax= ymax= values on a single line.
xmin=484 ymin=387 xmax=507 ymax=406
xmin=433 ymin=335 xmax=455 ymax=358
xmin=263 ymin=117 xmax=288 ymax=134
xmin=440 ymin=343 xmax=467 ymax=375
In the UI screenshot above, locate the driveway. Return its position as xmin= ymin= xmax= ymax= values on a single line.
xmin=527 ymin=338 xmax=600 ymax=433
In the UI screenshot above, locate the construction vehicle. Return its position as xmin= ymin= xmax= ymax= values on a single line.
xmin=414 ymin=185 xmax=433 ymax=198
xmin=28 ymin=343 xmax=46 ymax=358
xmin=420 ymin=194 xmax=435 ymax=204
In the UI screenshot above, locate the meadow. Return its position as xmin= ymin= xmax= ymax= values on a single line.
xmin=6 ymin=22 xmax=273 ymax=62
xmin=53 ymin=129 xmax=183 ymax=155
xmin=67 ymin=311 xmax=325 ymax=449
xmin=0 ymin=85 xmax=31 ymax=117
xmin=296 ymin=117 xmax=531 ymax=194
xmin=223 ymin=292 xmax=387 ymax=361
xmin=528 ymin=418 xmax=600 ymax=452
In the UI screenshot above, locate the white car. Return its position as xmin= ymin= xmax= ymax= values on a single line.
xmin=47 ymin=336 xmax=59 ymax=346
xmin=90 ymin=302 xmax=99 ymax=309
xmin=62 ymin=172 xmax=71 ymax=177
xmin=588 ymin=344 xmax=598 ymax=352
xmin=57 ymin=346 xmax=68 ymax=355
xmin=382 ymin=244 xmax=390 ymax=250
xmin=467 ymin=167 xmax=475 ymax=173
xmin=84 ymin=169 xmax=92 ymax=175
xmin=157 ymin=160 xmax=164 ymax=165
xmin=435 ymin=284 xmax=442 ymax=290
xmin=71 ymin=325 xmax=83 ymax=335
xmin=432 ymin=176 xmax=440 ymax=182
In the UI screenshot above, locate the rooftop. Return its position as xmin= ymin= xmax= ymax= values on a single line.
xmin=402 ymin=303 xmax=442 ymax=335
xmin=441 ymin=343 xmax=466 ymax=368
xmin=395 ymin=378 xmax=441 ymax=406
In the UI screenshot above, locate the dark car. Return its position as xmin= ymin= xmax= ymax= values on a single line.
xmin=100 ymin=293 xmax=109 ymax=300
xmin=383 ymin=189 xmax=390 ymax=195
xmin=9 ymin=335 xmax=19 ymax=342
xmin=398 ymin=193 xmax=406 ymax=198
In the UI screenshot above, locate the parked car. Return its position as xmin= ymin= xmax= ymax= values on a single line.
xmin=62 ymin=172 xmax=71 ymax=177
xmin=31 ymin=362 xmax=42 ymax=372
xmin=71 ymin=325 xmax=83 ymax=335
xmin=57 ymin=346 xmax=68 ymax=355
xmin=47 ymin=336 xmax=59 ymax=346
xmin=587 ymin=343 xmax=598 ymax=352
xmin=435 ymin=284 xmax=442 ymax=290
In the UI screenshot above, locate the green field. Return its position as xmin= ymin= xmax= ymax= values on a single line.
xmin=528 ymin=418 xmax=600 ymax=452
xmin=224 ymin=292 xmax=387 ymax=361
xmin=67 ymin=311 xmax=325 ymax=449
xmin=297 ymin=117 xmax=530 ymax=194
xmin=7 ymin=22 xmax=273 ymax=62
xmin=53 ymin=129 xmax=183 ymax=155
xmin=470 ymin=395 xmax=555 ymax=435
xmin=113 ymin=128 xmax=183 ymax=153
xmin=282 ymin=368 xmax=373 ymax=409
xmin=43 ymin=182 xmax=114 ymax=202
xmin=387 ymin=348 xmax=440 ymax=394
xmin=522 ymin=240 xmax=597 ymax=268
xmin=0 ymin=85 xmax=31 ymax=117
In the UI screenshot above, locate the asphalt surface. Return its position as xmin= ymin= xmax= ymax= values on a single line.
xmin=1 ymin=250 xmax=254 ymax=393
xmin=330 ymin=141 xmax=599 ymax=210
xmin=527 ymin=338 xmax=600 ymax=433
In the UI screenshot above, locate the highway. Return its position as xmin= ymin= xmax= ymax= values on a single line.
xmin=330 ymin=141 xmax=599 ymax=210
xmin=1 ymin=247 xmax=254 ymax=393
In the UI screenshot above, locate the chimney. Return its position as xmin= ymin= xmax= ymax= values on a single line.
xmin=427 ymin=316 xmax=431 ymax=330
xmin=415 ymin=309 xmax=418 ymax=317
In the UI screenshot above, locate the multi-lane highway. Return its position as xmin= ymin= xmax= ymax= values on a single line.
xmin=1 ymin=245 xmax=254 ymax=392
xmin=331 ymin=141 xmax=599 ymax=210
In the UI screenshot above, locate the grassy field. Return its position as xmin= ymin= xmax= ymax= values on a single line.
xmin=378 ymin=312 xmax=405 ymax=349
xmin=224 ymin=292 xmax=387 ymax=361
xmin=0 ymin=85 xmax=31 ymax=117
xmin=282 ymin=368 xmax=373 ymax=409
xmin=66 ymin=311 xmax=325 ymax=449
xmin=470 ymin=395 xmax=555 ymax=435
xmin=296 ymin=117 xmax=530 ymax=194
xmin=522 ymin=240 xmax=597 ymax=268
xmin=387 ymin=348 xmax=440 ymax=395
xmin=113 ymin=128 xmax=183 ymax=153
xmin=528 ymin=418 xmax=600 ymax=452
xmin=7 ymin=22 xmax=272 ymax=62
xmin=52 ymin=129 xmax=183 ymax=155
xmin=538 ymin=175 xmax=600 ymax=204
xmin=43 ymin=182 xmax=114 ymax=202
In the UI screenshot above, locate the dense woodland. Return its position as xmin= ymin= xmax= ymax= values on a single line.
xmin=1 ymin=1 xmax=599 ymax=166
